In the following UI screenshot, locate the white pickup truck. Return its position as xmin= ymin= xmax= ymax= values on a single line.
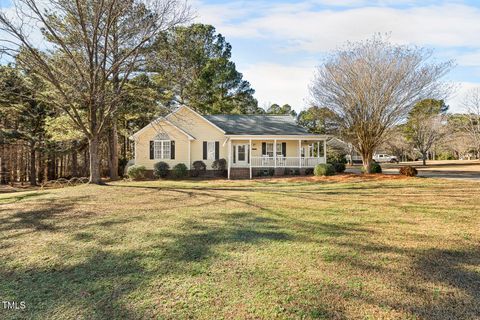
xmin=373 ymin=154 xmax=399 ymax=163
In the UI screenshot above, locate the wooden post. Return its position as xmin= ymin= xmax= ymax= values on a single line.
xmin=249 ymin=139 xmax=252 ymax=179
xmin=323 ymin=140 xmax=327 ymax=162
xmin=274 ymin=139 xmax=277 ymax=168
xmin=299 ymin=139 xmax=302 ymax=168
xmin=227 ymin=139 xmax=231 ymax=179
xmin=188 ymin=140 xmax=191 ymax=169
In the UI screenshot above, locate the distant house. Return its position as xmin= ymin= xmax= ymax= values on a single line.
xmin=130 ymin=105 xmax=328 ymax=179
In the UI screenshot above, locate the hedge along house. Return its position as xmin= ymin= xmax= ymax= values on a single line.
xmin=130 ymin=105 xmax=328 ymax=179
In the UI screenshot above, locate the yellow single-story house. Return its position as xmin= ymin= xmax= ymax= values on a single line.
xmin=130 ymin=105 xmax=328 ymax=179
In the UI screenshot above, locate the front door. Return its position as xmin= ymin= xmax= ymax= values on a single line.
xmin=235 ymin=144 xmax=248 ymax=165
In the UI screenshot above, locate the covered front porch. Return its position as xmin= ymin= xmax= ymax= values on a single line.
xmin=226 ymin=136 xmax=328 ymax=179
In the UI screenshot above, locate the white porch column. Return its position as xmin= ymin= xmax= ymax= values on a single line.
xmin=298 ymin=139 xmax=302 ymax=168
xmin=249 ymin=139 xmax=252 ymax=179
xmin=324 ymin=139 xmax=327 ymax=159
xmin=227 ymin=139 xmax=231 ymax=179
xmin=317 ymin=141 xmax=320 ymax=159
xmin=188 ymin=140 xmax=191 ymax=169
xmin=274 ymin=139 xmax=277 ymax=168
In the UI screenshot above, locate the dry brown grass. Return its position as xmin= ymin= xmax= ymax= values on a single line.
xmin=0 ymin=176 xmax=479 ymax=319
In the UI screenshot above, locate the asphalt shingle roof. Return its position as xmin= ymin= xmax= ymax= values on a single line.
xmin=203 ymin=114 xmax=311 ymax=135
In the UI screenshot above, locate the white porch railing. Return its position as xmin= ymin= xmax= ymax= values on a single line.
xmin=246 ymin=156 xmax=325 ymax=168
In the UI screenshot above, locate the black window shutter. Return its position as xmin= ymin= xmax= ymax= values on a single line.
xmin=150 ymin=141 xmax=154 ymax=159
xmin=170 ymin=141 xmax=175 ymax=159
xmin=215 ymin=141 xmax=219 ymax=160
xmin=203 ymin=141 xmax=207 ymax=160
xmin=262 ymin=142 xmax=266 ymax=155
xmin=282 ymin=142 xmax=287 ymax=157
xmin=233 ymin=145 xmax=236 ymax=163
xmin=248 ymin=146 xmax=250 ymax=164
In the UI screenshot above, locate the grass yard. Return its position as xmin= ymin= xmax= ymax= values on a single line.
xmin=0 ymin=176 xmax=479 ymax=319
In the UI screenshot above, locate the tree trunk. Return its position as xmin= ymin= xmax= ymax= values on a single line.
xmin=123 ymin=121 xmax=128 ymax=159
xmin=107 ymin=121 xmax=119 ymax=180
xmin=83 ymin=147 xmax=89 ymax=177
xmin=0 ymin=145 xmax=6 ymax=184
xmin=29 ymin=141 xmax=37 ymax=186
xmin=38 ymin=149 xmax=45 ymax=184
xmin=422 ymin=152 xmax=427 ymax=166
xmin=72 ymin=140 xmax=78 ymax=177
xmin=12 ymin=144 xmax=18 ymax=183
xmin=88 ymin=136 xmax=102 ymax=184
xmin=361 ymin=150 xmax=373 ymax=174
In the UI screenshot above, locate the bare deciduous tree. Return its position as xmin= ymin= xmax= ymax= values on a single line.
xmin=310 ymin=35 xmax=453 ymax=172
xmin=0 ymin=0 xmax=191 ymax=183
xmin=404 ymin=99 xmax=448 ymax=166
xmin=462 ymin=88 xmax=480 ymax=159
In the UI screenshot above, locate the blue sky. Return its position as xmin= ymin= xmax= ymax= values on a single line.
xmin=1 ymin=0 xmax=479 ymax=112
xmin=194 ymin=0 xmax=480 ymax=112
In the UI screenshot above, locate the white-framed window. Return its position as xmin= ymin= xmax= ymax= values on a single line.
xmin=154 ymin=140 xmax=171 ymax=159
xmin=207 ymin=141 xmax=216 ymax=160
xmin=306 ymin=142 xmax=325 ymax=157
xmin=264 ymin=143 xmax=283 ymax=157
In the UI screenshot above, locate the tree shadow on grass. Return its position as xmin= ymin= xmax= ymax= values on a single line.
xmin=0 ymin=206 xmax=366 ymax=319
xmin=320 ymin=238 xmax=480 ymax=319
xmin=406 ymin=247 xmax=480 ymax=319
xmin=0 ymin=197 xmax=93 ymax=235
xmin=0 ymin=250 xmax=145 ymax=320
xmin=0 ymin=191 xmax=49 ymax=204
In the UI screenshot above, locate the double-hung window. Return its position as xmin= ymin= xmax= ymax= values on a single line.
xmin=264 ymin=143 xmax=283 ymax=157
xmin=207 ymin=141 xmax=216 ymax=160
xmin=154 ymin=140 xmax=171 ymax=159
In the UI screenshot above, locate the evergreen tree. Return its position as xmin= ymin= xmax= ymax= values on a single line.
xmin=266 ymin=104 xmax=297 ymax=117
xmin=151 ymin=24 xmax=259 ymax=114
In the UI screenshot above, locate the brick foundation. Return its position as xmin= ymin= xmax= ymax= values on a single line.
xmin=229 ymin=167 xmax=313 ymax=179
xmin=230 ymin=168 xmax=250 ymax=179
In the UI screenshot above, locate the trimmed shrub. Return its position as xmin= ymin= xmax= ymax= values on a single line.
xmin=304 ymin=168 xmax=314 ymax=175
xmin=268 ymin=168 xmax=275 ymax=176
xmin=123 ymin=159 xmax=135 ymax=176
xmin=191 ymin=160 xmax=206 ymax=177
xmin=127 ymin=165 xmax=147 ymax=180
xmin=399 ymin=165 xmax=418 ymax=177
xmin=437 ymin=152 xmax=455 ymax=160
xmin=172 ymin=163 xmax=188 ymax=178
xmin=154 ymin=161 xmax=170 ymax=179
xmin=361 ymin=162 xmax=382 ymax=174
xmin=330 ymin=162 xmax=346 ymax=173
xmin=314 ymin=163 xmax=335 ymax=176
xmin=294 ymin=169 xmax=300 ymax=175
xmin=212 ymin=158 xmax=227 ymax=171
xmin=327 ymin=151 xmax=348 ymax=164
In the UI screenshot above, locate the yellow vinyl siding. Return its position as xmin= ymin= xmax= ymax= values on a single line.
xmin=133 ymin=106 xmax=326 ymax=171
xmin=168 ymin=107 xmax=227 ymax=168
xmin=134 ymin=120 xmax=189 ymax=169
xmin=247 ymin=140 xmax=305 ymax=157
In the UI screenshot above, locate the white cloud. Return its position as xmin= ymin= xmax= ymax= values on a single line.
xmin=447 ymin=82 xmax=480 ymax=113
xmin=243 ymin=62 xmax=478 ymax=114
xmin=242 ymin=62 xmax=315 ymax=111
xmin=194 ymin=1 xmax=480 ymax=111
xmin=457 ymin=51 xmax=480 ymax=67
xmin=195 ymin=2 xmax=480 ymax=53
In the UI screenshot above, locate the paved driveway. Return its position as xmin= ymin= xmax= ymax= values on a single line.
xmin=346 ymin=160 xmax=480 ymax=181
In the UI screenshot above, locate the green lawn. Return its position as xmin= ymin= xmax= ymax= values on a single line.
xmin=0 ymin=176 xmax=479 ymax=319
